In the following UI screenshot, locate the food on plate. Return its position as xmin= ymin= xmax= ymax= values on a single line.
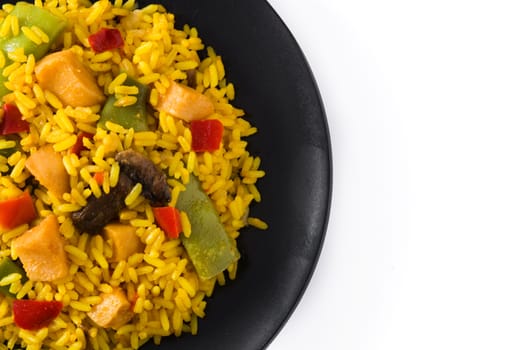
xmin=12 ymin=214 xmax=69 ymax=282
xmin=177 ymin=174 xmax=240 ymax=280
xmin=34 ymin=49 xmax=106 ymax=107
xmin=0 ymin=0 xmax=267 ymax=348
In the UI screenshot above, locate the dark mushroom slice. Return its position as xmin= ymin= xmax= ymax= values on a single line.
xmin=115 ymin=149 xmax=171 ymax=206
xmin=71 ymin=173 xmax=133 ymax=234
xmin=186 ymin=69 xmax=197 ymax=88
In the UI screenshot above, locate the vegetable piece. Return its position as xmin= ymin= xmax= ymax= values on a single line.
xmin=0 ymin=191 xmax=36 ymax=230
xmin=71 ymin=173 xmax=133 ymax=234
xmin=0 ymin=3 xmax=66 ymax=61
xmin=115 ymin=149 xmax=171 ymax=206
xmin=73 ymin=149 xmax=172 ymax=234
xmin=12 ymin=214 xmax=69 ymax=281
xmin=0 ymin=147 xmax=17 ymax=158
xmin=156 ymin=82 xmax=214 ymax=121
xmin=70 ymin=131 xmax=93 ymax=155
xmin=186 ymin=69 xmax=197 ymax=88
xmin=0 ymin=136 xmax=20 ymax=158
xmin=153 ymin=206 xmax=182 ymax=239
xmin=25 ymin=145 xmax=70 ymax=197
xmin=129 ymin=292 xmax=139 ymax=311
xmin=0 ymin=104 xmax=29 ymax=135
xmin=177 ymin=175 xmax=240 ymax=279
xmin=93 ymin=171 xmax=105 ymax=186
xmin=0 ymin=257 xmax=27 ymax=297
xmin=34 ymin=49 xmax=105 ymax=107
xmin=88 ymin=28 xmax=124 ymax=53
xmin=87 ymin=288 xmax=133 ymax=329
xmin=13 ymin=300 xmax=63 ymax=330
xmin=98 ymin=77 xmax=149 ymax=131
xmin=0 ymin=3 xmax=67 ymax=98
xmin=103 ymin=224 xmax=144 ymax=262
xmin=190 ymin=119 xmax=224 ymax=152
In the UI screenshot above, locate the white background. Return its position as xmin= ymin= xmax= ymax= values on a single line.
xmin=267 ymin=1 xmax=525 ymax=349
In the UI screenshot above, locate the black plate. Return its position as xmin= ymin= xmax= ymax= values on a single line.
xmin=5 ymin=0 xmax=332 ymax=348
xmin=145 ymin=2 xmax=332 ymax=348
xmin=154 ymin=2 xmax=331 ymax=349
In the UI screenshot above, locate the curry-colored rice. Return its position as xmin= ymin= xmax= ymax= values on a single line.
xmin=0 ymin=0 xmax=267 ymax=348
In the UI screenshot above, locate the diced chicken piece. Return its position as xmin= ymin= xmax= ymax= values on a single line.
xmin=25 ymin=145 xmax=69 ymax=197
xmin=12 ymin=214 xmax=68 ymax=281
xmin=119 ymin=10 xmax=141 ymax=30
xmin=156 ymin=82 xmax=214 ymax=121
xmin=87 ymin=288 xmax=133 ymax=329
xmin=35 ymin=49 xmax=105 ymax=107
xmin=103 ymin=224 xmax=144 ymax=262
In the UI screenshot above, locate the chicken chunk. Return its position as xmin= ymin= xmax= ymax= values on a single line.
xmin=156 ymin=82 xmax=214 ymax=121
xmin=12 ymin=215 xmax=68 ymax=281
xmin=103 ymin=224 xmax=144 ymax=262
xmin=35 ymin=49 xmax=105 ymax=107
xmin=87 ymin=288 xmax=133 ymax=329
xmin=25 ymin=145 xmax=70 ymax=197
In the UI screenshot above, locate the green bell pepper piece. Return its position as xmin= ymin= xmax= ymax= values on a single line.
xmin=98 ymin=77 xmax=149 ymax=132
xmin=2 ymin=3 xmax=67 ymax=61
xmin=177 ymin=175 xmax=240 ymax=280
xmin=0 ymin=136 xmax=20 ymax=158
xmin=0 ymin=257 xmax=27 ymax=298
xmin=0 ymin=145 xmax=18 ymax=158
xmin=0 ymin=2 xmax=67 ymax=97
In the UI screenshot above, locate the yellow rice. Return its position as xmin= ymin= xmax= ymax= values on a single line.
xmin=0 ymin=0 xmax=267 ymax=349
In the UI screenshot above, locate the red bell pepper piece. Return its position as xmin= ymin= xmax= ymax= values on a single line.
xmin=190 ymin=119 xmax=223 ymax=152
xmin=153 ymin=206 xmax=182 ymax=239
xmin=70 ymin=131 xmax=93 ymax=155
xmin=88 ymin=28 xmax=124 ymax=53
xmin=129 ymin=292 xmax=139 ymax=311
xmin=0 ymin=104 xmax=29 ymax=135
xmin=13 ymin=300 xmax=63 ymax=330
xmin=0 ymin=191 xmax=36 ymax=230
xmin=93 ymin=171 xmax=105 ymax=185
